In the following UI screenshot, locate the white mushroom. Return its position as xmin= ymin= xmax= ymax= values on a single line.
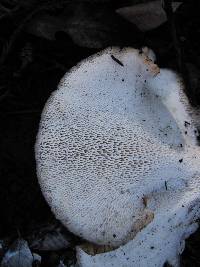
xmin=35 ymin=47 xmax=200 ymax=266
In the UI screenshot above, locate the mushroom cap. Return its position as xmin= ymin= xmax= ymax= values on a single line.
xmin=35 ymin=47 xmax=200 ymax=247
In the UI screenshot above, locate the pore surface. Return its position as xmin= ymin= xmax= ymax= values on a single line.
xmin=36 ymin=47 xmax=189 ymax=246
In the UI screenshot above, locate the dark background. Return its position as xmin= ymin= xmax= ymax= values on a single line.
xmin=0 ymin=0 xmax=200 ymax=266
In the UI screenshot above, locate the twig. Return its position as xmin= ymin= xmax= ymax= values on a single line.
xmin=0 ymin=89 xmax=10 ymax=102
xmin=0 ymin=3 xmax=11 ymax=13
xmin=0 ymin=5 xmax=20 ymax=21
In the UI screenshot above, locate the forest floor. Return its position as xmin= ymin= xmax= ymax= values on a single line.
xmin=0 ymin=0 xmax=200 ymax=266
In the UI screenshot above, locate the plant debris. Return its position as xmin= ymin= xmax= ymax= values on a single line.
xmin=110 ymin=54 xmax=124 ymax=66
xmin=1 ymin=239 xmax=41 ymax=267
xmin=116 ymin=0 xmax=182 ymax=32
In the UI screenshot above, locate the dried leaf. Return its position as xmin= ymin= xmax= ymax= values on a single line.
xmin=63 ymin=4 xmax=116 ymax=48
xmin=116 ymin=0 xmax=182 ymax=31
xmin=57 ymin=260 xmax=66 ymax=267
xmin=32 ymin=253 xmax=41 ymax=267
xmin=0 ymin=240 xmax=4 ymax=259
xmin=25 ymin=14 xmax=66 ymax=41
xmin=25 ymin=3 xmax=129 ymax=48
xmin=1 ymin=239 xmax=37 ymax=267
xmin=29 ymin=225 xmax=71 ymax=251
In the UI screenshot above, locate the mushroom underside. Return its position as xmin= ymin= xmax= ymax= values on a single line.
xmin=35 ymin=47 xmax=200 ymax=266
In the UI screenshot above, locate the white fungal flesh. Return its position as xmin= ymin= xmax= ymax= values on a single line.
xmin=36 ymin=47 xmax=200 ymax=266
xmin=77 ymin=167 xmax=200 ymax=266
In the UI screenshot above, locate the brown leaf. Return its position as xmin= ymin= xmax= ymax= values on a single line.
xmin=116 ymin=0 xmax=182 ymax=32
xmin=28 ymin=224 xmax=73 ymax=251
xmin=25 ymin=3 xmax=132 ymax=49
xmin=25 ymin=14 xmax=66 ymax=41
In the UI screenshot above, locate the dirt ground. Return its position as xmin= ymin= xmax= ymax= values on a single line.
xmin=0 ymin=0 xmax=200 ymax=266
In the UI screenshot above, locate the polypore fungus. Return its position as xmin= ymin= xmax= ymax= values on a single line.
xmin=35 ymin=47 xmax=200 ymax=266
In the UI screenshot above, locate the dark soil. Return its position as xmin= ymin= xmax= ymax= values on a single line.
xmin=0 ymin=0 xmax=200 ymax=266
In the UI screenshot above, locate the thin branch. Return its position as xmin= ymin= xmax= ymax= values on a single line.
xmin=0 ymin=3 xmax=11 ymax=13
xmin=0 ymin=89 xmax=11 ymax=102
xmin=0 ymin=5 xmax=20 ymax=21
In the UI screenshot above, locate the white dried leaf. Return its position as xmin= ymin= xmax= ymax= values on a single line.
xmin=0 ymin=240 xmax=4 ymax=259
xmin=57 ymin=260 xmax=66 ymax=267
xmin=1 ymin=239 xmax=35 ymax=267
xmin=33 ymin=253 xmax=41 ymax=265
xmin=116 ymin=0 xmax=182 ymax=31
xmin=57 ymin=261 xmax=77 ymax=267
xmin=0 ymin=241 xmax=3 ymax=249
